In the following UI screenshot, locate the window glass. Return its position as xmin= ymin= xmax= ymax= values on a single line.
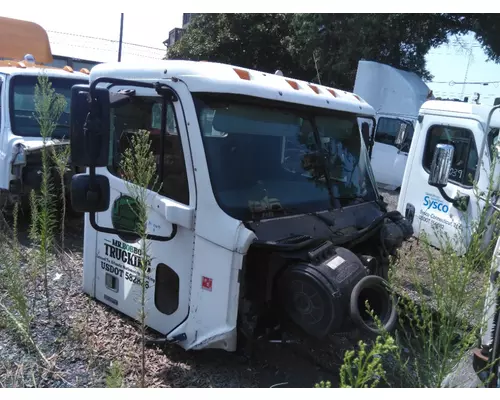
xmin=109 ymin=97 xmax=189 ymax=205
xmin=423 ymin=125 xmax=478 ymax=187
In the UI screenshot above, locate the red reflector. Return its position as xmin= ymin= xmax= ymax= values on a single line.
xmin=327 ymin=88 xmax=337 ymax=97
xmin=234 ymin=68 xmax=250 ymax=80
xmin=286 ymin=79 xmax=299 ymax=90
xmin=308 ymin=84 xmax=320 ymax=94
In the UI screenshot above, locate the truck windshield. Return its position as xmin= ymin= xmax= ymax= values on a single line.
xmin=9 ymin=75 xmax=87 ymax=138
xmin=194 ymin=94 xmax=378 ymax=220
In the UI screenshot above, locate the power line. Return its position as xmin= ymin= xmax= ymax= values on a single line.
xmin=430 ymin=80 xmax=500 ymax=86
xmin=47 ymin=30 xmax=165 ymax=52
xmin=49 ymin=41 xmax=165 ymax=60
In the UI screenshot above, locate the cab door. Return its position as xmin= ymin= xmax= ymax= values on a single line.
xmin=93 ymin=86 xmax=195 ymax=336
xmin=370 ymin=116 xmax=413 ymax=190
xmin=398 ymin=114 xmax=487 ymax=254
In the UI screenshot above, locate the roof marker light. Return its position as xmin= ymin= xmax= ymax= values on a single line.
xmin=308 ymin=84 xmax=320 ymax=94
xmin=24 ymin=54 xmax=36 ymax=67
xmin=79 ymin=68 xmax=90 ymax=75
xmin=326 ymin=88 xmax=337 ymax=97
xmin=63 ymin=65 xmax=74 ymax=73
xmin=233 ymin=68 xmax=250 ymax=80
xmin=353 ymin=94 xmax=363 ymax=102
xmin=16 ymin=61 xmax=26 ymax=69
xmin=286 ymin=79 xmax=299 ymax=90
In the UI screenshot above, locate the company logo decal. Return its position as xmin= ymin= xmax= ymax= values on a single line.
xmin=111 ymin=194 xmax=141 ymax=242
xmin=423 ymin=194 xmax=449 ymax=214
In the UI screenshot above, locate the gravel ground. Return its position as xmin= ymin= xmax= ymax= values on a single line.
xmin=0 ymin=188 xmax=483 ymax=388
xmin=0 ymin=208 xmax=380 ymax=388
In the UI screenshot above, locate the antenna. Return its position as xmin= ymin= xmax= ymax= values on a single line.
xmin=313 ymin=50 xmax=321 ymax=85
xmin=118 ymin=13 xmax=124 ymax=62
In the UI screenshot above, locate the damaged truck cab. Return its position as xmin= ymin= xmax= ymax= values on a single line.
xmin=0 ymin=16 xmax=89 ymax=211
xmin=70 ymin=60 xmax=413 ymax=351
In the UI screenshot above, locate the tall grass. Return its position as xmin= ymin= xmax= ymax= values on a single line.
xmin=30 ymin=73 xmax=67 ymax=318
xmin=51 ymin=144 xmax=71 ymax=249
xmin=322 ymin=147 xmax=500 ymax=388
xmin=119 ymin=129 xmax=160 ymax=388
xmin=0 ymin=72 xmax=65 ymax=367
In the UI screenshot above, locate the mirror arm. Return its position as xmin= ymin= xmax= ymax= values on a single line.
xmin=437 ymin=186 xmax=456 ymax=204
xmin=436 ymin=186 xmax=470 ymax=212
xmin=82 ymin=78 xmax=182 ymax=242
xmin=90 ymin=77 xmax=156 ymax=96
xmin=159 ymin=95 xmax=167 ymax=186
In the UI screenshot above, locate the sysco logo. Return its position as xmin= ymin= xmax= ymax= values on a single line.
xmin=423 ymin=195 xmax=449 ymax=213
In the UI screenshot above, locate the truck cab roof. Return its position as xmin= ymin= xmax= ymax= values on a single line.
xmin=0 ymin=64 xmax=90 ymax=79
xmin=89 ymin=60 xmax=376 ymax=117
xmin=420 ymin=100 xmax=500 ymax=129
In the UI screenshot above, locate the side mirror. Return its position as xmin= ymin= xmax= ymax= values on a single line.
xmin=70 ymin=84 xmax=91 ymax=167
xmin=394 ymin=123 xmax=408 ymax=146
xmin=70 ymin=85 xmax=111 ymax=167
xmin=361 ymin=122 xmax=370 ymax=148
xmin=70 ymin=174 xmax=110 ymax=213
xmin=428 ymin=144 xmax=454 ymax=188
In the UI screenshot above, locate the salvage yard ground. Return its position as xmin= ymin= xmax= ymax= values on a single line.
xmin=0 ymin=189 xmax=467 ymax=388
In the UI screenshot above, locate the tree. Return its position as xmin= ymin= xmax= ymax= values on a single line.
xmin=166 ymin=14 xmax=303 ymax=79
xmin=463 ymin=14 xmax=500 ymax=63
xmin=167 ymin=13 xmax=500 ymax=91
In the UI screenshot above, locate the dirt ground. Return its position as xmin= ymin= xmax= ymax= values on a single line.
xmin=0 ymin=189 xmax=427 ymax=388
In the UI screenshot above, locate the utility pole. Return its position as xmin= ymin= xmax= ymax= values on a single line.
xmin=118 ymin=13 xmax=124 ymax=62
xmin=460 ymin=37 xmax=474 ymax=99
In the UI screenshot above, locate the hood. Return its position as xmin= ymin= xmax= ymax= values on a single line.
xmin=353 ymin=60 xmax=433 ymax=117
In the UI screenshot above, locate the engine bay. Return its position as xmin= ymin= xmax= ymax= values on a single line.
xmin=238 ymin=203 xmax=413 ymax=345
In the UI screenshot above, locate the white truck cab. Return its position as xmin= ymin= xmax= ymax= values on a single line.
xmin=69 ymin=60 xmax=414 ymax=352
xmin=397 ymin=100 xmax=500 ymax=255
xmin=0 ymin=16 xmax=90 ymax=210
xmin=394 ymin=98 xmax=500 ymax=387
xmin=354 ymin=60 xmax=432 ymax=191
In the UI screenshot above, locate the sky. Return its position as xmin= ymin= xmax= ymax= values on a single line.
xmin=2 ymin=8 xmax=500 ymax=106
xmin=426 ymin=33 xmax=500 ymax=106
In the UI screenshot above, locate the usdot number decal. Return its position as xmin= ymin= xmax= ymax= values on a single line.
xmin=423 ymin=195 xmax=449 ymax=213
xmin=125 ymin=272 xmax=150 ymax=289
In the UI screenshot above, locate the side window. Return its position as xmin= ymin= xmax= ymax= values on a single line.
xmin=109 ymin=97 xmax=190 ymax=205
xmin=488 ymin=128 xmax=500 ymax=160
xmin=423 ymin=125 xmax=478 ymax=187
xmin=375 ymin=117 xmax=414 ymax=149
xmin=375 ymin=117 xmax=400 ymax=146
